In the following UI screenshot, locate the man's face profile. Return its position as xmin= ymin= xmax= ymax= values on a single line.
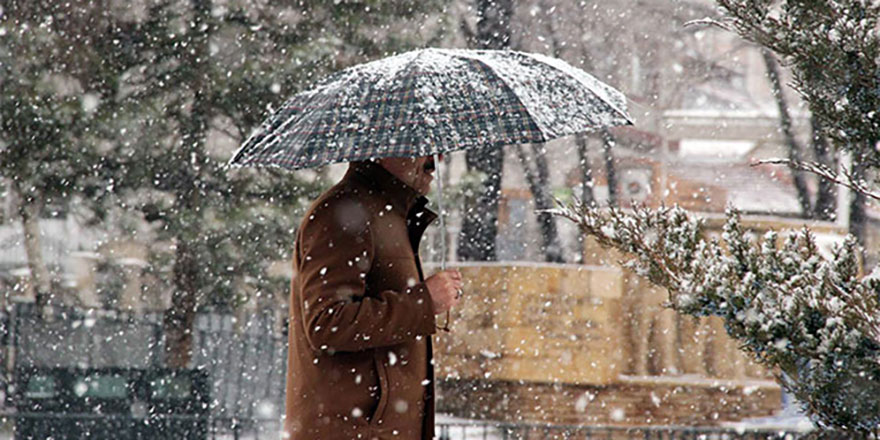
xmin=377 ymin=155 xmax=439 ymax=196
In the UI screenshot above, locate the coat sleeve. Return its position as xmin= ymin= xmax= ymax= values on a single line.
xmin=296 ymin=201 xmax=437 ymax=354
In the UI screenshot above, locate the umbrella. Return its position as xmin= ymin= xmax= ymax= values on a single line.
xmin=228 ymin=47 xmax=633 ymax=269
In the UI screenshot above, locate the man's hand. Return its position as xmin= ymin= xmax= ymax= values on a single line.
xmin=424 ymin=269 xmax=463 ymax=314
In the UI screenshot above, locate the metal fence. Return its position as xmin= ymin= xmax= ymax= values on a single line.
xmin=0 ymin=416 xmax=828 ymax=440
xmin=2 ymin=302 xmax=287 ymax=438
xmin=0 ymin=413 xmax=281 ymax=440
xmin=434 ymin=422 xmax=869 ymax=440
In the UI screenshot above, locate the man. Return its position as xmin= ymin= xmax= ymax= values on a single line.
xmin=285 ymin=156 xmax=463 ymax=440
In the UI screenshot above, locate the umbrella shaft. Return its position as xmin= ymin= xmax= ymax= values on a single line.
xmin=435 ymin=153 xmax=447 ymax=271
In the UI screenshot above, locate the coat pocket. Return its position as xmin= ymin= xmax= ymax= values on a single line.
xmin=369 ymin=350 xmax=390 ymax=427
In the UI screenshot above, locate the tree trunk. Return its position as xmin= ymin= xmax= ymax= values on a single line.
xmin=12 ymin=182 xmax=52 ymax=307
xmin=162 ymin=0 xmax=211 ymax=369
xmin=602 ymin=130 xmax=618 ymax=206
xmin=575 ymin=134 xmax=596 ymax=207
xmin=571 ymin=18 xmax=598 ymax=209
xmin=458 ymin=0 xmax=513 ymax=262
xmin=164 ymin=236 xmax=200 ymax=368
xmin=458 ymin=148 xmax=504 ymax=261
xmin=514 ymin=145 xmax=564 ymax=263
xmin=474 ymin=0 xmax=513 ymax=49
xmin=811 ymin=115 xmax=837 ymax=221
xmin=530 ymin=144 xmax=563 ymax=262
xmin=848 ymin=156 xmax=868 ymax=252
xmin=762 ymin=50 xmax=812 ymax=217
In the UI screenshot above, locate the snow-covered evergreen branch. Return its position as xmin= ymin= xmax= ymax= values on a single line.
xmin=555 ymin=201 xmax=880 ymax=432
xmin=714 ymin=0 xmax=880 ymax=167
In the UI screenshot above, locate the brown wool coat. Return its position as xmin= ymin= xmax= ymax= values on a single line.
xmin=285 ymin=161 xmax=438 ymax=440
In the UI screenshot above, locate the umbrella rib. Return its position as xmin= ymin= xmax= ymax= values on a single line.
xmin=456 ymin=54 xmax=550 ymax=142
xmin=451 ymin=51 xmax=550 ymax=144
xmin=407 ymin=49 xmax=471 ymax=157
xmin=227 ymin=102 xmax=298 ymax=168
xmin=520 ymin=51 xmax=634 ymax=126
xmin=228 ymin=89 xmax=323 ymax=169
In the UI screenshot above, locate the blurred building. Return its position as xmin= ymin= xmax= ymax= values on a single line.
xmin=422 ymin=0 xmax=879 ymax=267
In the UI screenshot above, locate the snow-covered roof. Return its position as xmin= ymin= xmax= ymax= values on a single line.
xmin=678 ymin=139 xmax=755 ymax=160
xmin=666 ymin=160 xmax=803 ymax=215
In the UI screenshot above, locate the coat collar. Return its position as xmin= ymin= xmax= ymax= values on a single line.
xmin=347 ymin=161 xmax=432 ymax=216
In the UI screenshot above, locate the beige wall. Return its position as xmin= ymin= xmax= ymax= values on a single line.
xmin=433 ymin=263 xmax=626 ymax=385
xmin=432 ymin=261 xmax=782 ymax=426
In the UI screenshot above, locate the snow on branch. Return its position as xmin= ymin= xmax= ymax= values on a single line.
xmin=713 ymin=0 xmax=880 ymax=165
xmin=554 ymin=200 xmax=880 ymax=432
xmin=682 ymin=17 xmax=734 ymax=31
xmin=752 ymin=158 xmax=880 ymax=203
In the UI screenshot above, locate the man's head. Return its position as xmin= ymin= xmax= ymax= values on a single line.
xmin=377 ymin=155 xmax=441 ymax=196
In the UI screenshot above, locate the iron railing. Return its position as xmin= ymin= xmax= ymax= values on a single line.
xmin=2 ymin=303 xmax=287 ymax=438
xmin=434 ymin=422 xmax=866 ymax=440
xmin=0 ymin=415 xmax=836 ymax=440
xmin=0 ymin=412 xmax=280 ymax=440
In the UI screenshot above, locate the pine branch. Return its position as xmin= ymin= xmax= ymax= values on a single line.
xmin=555 ymin=200 xmax=880 ymax=432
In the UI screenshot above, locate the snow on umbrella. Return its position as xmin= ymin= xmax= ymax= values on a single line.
xmin=228 ymin=47 xmax=633 ymax=271
xmin=227 ymin=47 xmax=632 ymax=170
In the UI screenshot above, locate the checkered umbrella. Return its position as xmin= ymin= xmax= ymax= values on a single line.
xmin=230 ymin=48 xmax=633 ymax=279
xmin=228 ymin=48 xmax=632 ymax=170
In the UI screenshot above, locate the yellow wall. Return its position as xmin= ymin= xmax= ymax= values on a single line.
xmin=432 ymin=260 xmax=779 ymax=385
xmin=434 ymin=263 xmax=626 ymax=385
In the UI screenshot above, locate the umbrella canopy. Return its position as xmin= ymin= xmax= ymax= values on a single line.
xmin=228 ymin=48 xmax=632 ymax=170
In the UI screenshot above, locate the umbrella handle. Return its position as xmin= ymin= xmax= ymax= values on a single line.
xmin=435 ymin=153 xmax=453 ymax=333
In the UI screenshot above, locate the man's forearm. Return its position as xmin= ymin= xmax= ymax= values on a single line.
xmin=303 ymin=283 xmax=436 ymax=353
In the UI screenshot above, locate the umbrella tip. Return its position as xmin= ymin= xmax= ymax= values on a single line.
xmin=225 ymin=153 xmax=247 ymax=171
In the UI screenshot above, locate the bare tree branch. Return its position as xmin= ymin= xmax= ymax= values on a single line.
xmin=459 ymin=18 xmax=476 ymax=49
xmin=752 ymin=158 xmax=880 ymax=203
xmin=683 ymin=17 xmax=734 ymax=32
